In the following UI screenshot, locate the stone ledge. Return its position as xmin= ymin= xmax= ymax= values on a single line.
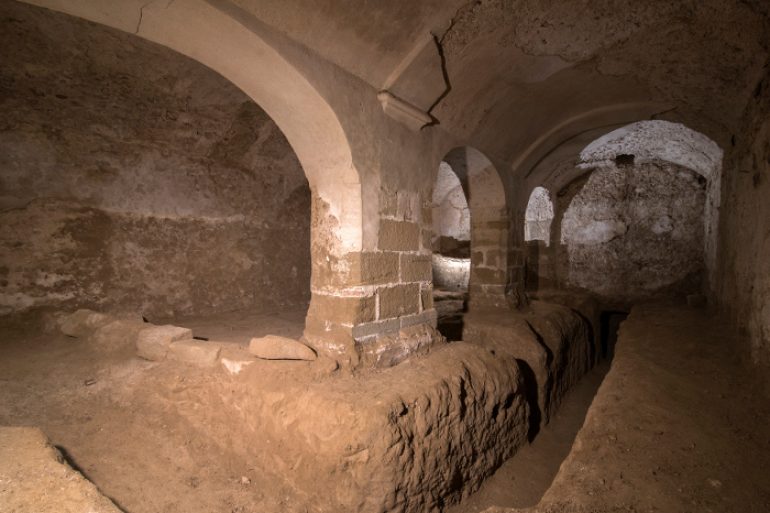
xmin=168 ymin=342 xmax=530 ymax=513
xmin=464 ymin=300 xmax=594 ymax=428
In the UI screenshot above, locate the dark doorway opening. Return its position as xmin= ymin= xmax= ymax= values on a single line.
xmin=600 ymin=310 xmax=629 ymax=359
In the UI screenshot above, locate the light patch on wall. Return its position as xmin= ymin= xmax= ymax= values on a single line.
xmin=525 ymin=186 xmax=554 ymax=245
xmin=432 ymin=162 xmax=470 ymax=243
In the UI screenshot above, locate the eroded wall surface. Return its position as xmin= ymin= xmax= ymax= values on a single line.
xmin=719 ymin=66 xmax=770 ymax=367
xmin=0 ymin=2 xmax=310 ymax=318
xmin=558 ymin=162 xmax=706 ymax=302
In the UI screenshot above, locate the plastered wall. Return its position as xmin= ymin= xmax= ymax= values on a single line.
xmin=719 ymin=66 xmax=770 ymax=367
xmin=0 ymin=2 xmax=310 ymax=318
xmin=541 ymin=162 xmax=706 ymax=303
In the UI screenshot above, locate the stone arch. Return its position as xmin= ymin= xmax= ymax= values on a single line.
xmin=22 ymin=0 xmax=363 ymax=358
xmin=577 ymin=120 xmax=723 ymax=295
xmin=431 ymin=161 xmax=471 ymax=291
xmin=524 ymin=187 xmax=554 ymax=245
xmin=439 ymin=147 xmax=509 ymax=310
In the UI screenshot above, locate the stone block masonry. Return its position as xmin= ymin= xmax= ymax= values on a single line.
xmin=306 ymin=189 xmax=441 ymax=369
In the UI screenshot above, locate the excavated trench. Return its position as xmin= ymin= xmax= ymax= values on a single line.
xmin=0 ymin=294 xmax=609 ymax=513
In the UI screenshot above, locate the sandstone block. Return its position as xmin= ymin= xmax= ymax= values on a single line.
xmin=421 ymin=229 xmax=432 ymax=252
xmin=400 ymin=253 xmax=432 ymax=282
xmin=59 ymin=309 xmax=113 ymax=338
xmin=351 ymin=317 xmax=401 ymax=340
xmin=378 ymin=283 xmax=420 ymax=319
xmin=378 ymin=219 xmax=420 ymax=251
xmin=471 ymin=266 xmax=507 ymax=284
xmin=136 ymin=325 xmax=192 ymax=361
xmin=308 ymin=293 xmax=376 ymax=324
xmin=400 ymin=308 xmax=437 ymax=329
xmin=249 ymin=335 xmax=317 ymax=360
xmin=420 ymin=284 xmax=434 ymax=311
xmin=303 ymin=316 xmax=355 ymax=362
xmin=168 ymin=339 xmax=221 ymax=367
xmin=359 ymin=251 xmax=400 ymax=285
xmin=89 ymin=319 xmax=147 ymax=352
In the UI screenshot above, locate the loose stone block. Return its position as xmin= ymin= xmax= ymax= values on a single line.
xmin=378 ymin=219 xmax=420 ymax=251
xmin=135 ymin=325 xmax=192 ymax=361
xmin=249 ymin=335 xmax=317 ymax=361
xmin=168 ymin=339 xmax=221 ymax=367
xmin=378 ymin=283 xmax=420 ymax=319
xmin=59 ymin=309 xmax=113 ymax=338
xmin=89 ymin=319 xmax=147 ymax=352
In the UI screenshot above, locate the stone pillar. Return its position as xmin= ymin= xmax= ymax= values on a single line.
xmin=468 ymin=206 xmax=510 ymax=310
xmin=303 ymin=189 xmax=441 ymax=369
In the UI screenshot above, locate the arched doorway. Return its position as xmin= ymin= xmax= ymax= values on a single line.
xmin=432 ymin=146 xmax=510 ymax=338
xmin=526 ymin=120 xmax=723 ymax=305
xmin=18 ymin=0 xmax=365 ymax=361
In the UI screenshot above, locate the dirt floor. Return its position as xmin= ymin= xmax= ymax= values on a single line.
xmin=1 ymin=302 xmax=768 ymax=513
xmin=487 ymin=301 xmax=770 ymax=513
xmin=0 ymin=307 xmax=310 ymax=513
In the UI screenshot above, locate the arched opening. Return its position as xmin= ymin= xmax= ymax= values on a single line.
xmin=577 ymin=120 xmax=723 ymax=297
xmin=432 ymin=161 xmax=471 ymax=290
xmin=525 ymin=186 xmax=555 ymax=245
xmin=0 ymin=0 xmax=313 ymax=338
xmin=559 ymin=161 xmax=707 ymax=303
xmin=523 ymin=186 xmax=555 ymax=292
xmin=528 ymin=120 xmax=722 ymax=307
xmin=431 ymin=161 xmax=471 ymax=340
xmin=16 ymin=0 xmax=366 ymax=361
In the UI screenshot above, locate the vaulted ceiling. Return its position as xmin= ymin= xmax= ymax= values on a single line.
xmin=231 ymin=0 xmax=769 ymax=176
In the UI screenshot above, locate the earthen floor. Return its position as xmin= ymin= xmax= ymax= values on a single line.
xmin=466 ymin=302 xmax=770 ymax=513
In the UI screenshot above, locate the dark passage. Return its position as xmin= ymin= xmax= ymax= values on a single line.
xmin=600 ymin=311 xmax=629 ymax=359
